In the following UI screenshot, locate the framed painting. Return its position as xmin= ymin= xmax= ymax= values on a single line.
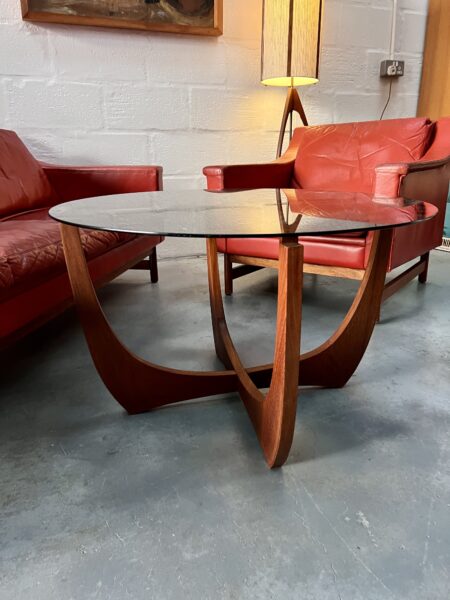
xmin=21 ymin=0 xmax=223 ymax=36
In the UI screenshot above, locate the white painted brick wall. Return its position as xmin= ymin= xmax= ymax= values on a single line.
xmin=105 ymin=85 xmax=190 ymax=130
xmin=7 ymin=80 xmax=104 ymax=129
xmin=0 ymin=0 xmax=428 ymax=258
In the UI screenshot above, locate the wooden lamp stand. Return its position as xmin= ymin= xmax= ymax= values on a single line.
xmin=277 ymin=86 xmax=309 ymax=158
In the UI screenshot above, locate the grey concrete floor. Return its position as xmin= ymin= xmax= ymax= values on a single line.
xmin=1 ymin=249 xmax=449 ymax=600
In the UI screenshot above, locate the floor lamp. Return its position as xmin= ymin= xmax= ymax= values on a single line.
xmin=261 ymin=0 xmax=323 ymax=157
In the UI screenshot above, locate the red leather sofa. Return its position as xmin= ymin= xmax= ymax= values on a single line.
xmin=204 ymin=117 xmax=450 ymax=299
xmin=0 ymin=129 xmax=163 ymax=347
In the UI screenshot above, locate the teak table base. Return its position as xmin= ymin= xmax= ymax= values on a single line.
xmin=60 ymin=225 xmax=392 ymax=468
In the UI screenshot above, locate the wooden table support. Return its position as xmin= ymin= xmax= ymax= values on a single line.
xmin=207 ymin=237 xmax=303 ymax=467
xmin=60 ymin=224 xmax=392 ymax=468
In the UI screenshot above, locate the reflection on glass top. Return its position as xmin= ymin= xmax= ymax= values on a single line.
xmin=49 ymin=189 xmax=437 ymax=239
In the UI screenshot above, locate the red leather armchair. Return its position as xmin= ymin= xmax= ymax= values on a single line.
xmin=0 ymin=129 xmax=163 ymax=346
xmin=204 ymin=117 xmax=450 ymax=299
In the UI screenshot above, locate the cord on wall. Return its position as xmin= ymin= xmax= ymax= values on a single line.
xmin=380 ymin=80 xmax=393 ymax=120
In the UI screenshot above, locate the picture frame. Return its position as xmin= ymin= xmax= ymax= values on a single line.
xmin=21 ymin=0 xmax=223 ymax=37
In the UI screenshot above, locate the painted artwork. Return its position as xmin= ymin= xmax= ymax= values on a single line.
xmin=22 ymin=0 xmax=223 ymax=36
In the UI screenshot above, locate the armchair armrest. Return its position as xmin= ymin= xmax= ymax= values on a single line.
xmin=41 ymin=164 xmax=163 ymax=203
xmin=374 ymin=155 xmax=450 ymax=199
xmin=374 ymin=155 xmax=450 ymax=269
xmin=203 ymin=158 xmax=295 ymax=191
xmin=403 ymin=155 xmax=450 ymax=172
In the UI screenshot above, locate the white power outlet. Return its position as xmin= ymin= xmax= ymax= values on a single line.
xmin=380 ymin=60 xmax=405 ymax=77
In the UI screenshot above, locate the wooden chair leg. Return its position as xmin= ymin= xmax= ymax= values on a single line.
xmin=130 ymin=248 xmax=159 ymax=283
xmin=418 ymin=252 xmax=430 ymax=283
xmin=149 ymin=247 xmax=159 ymax=284
xmin=382 ymin=253 xmax=430 ymax=303
xmin=224 ymin=253 xmax=233 ymax=296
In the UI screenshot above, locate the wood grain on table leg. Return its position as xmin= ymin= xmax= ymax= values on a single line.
xmin=60 ymin=224 xmax=238 ymax=415
xmin=207 ymin=237 xmax=303 ymax=467
xmin=61 ymin=223 xmax=391 ymax=468
xmin=246 ymin=229 xmax=393 ymax=389
xmin=299 ymin=229 xmax=392 ymax=387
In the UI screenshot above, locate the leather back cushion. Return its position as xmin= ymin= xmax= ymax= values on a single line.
xmin=0 ymin=130 xmax=58 ymax=218
xmin=293 ymin=117 xmax=433 ymax=194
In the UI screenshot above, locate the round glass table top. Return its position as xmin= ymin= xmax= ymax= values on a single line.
xmin=49 ymin=189 xmax=437 ymax=238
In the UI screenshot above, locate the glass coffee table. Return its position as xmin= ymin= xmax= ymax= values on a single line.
xmin=50 ymin=189 xmax=437 ymax=468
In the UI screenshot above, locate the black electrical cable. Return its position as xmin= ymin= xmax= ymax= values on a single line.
xmin=380 ymin=80 xmax=393 ymax=120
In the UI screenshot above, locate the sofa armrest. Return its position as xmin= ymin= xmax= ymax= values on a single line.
xmin=203 ymin=158 xmax=295 ymax=191
xmin=41 ymin=164 xmax=163 ymax=203
xmin=374 ymin=156 xmax=450 ymax=199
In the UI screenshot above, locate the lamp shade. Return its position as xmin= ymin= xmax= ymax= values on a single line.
xmin=261 ymin=0 xmax=323 ymax=87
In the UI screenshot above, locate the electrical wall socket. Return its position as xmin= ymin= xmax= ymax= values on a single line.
xmin=380 ymin=60 xmax=405 ymax=77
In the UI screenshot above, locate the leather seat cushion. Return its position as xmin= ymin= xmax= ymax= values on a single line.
xmin=0 ymin=220 xmax=135 ymax=300
xmin=0 ymin=130 xmax=59 ymax=218
xmin=218 ymin=234 xmax=367 ymax=270
xmin=293 ymin=117 xmax=432 ymax=194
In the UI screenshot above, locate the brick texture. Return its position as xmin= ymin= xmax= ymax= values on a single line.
xmin=0 ymin=0 xmax=428 ymax=258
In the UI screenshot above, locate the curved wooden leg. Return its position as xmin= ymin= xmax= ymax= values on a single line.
xmin=207 ymin=238 xmax=303 ymax=468
xmin=298 ymin=228 xmax=392 ymax=387
xmin=60 ymin=224 xmax=238 ymax=415
xmin=61 ymin=223 xmax=391 ymax=468
xmin=246 ymin=229 xmax=393 ymax=389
